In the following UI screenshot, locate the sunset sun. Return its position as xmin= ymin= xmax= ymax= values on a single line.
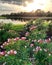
xmin=25 ymin=0 xmax=47 ymax=12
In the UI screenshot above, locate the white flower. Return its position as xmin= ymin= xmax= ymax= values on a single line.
xmin=7 ymin=51 xmax=10 ymax=54
xmin=49 ymin=53 xmax=51 ymax=56
xmin=40 ymin=48 xmax=42 ymax=51
xmin=33 ymin=49 xmax=35 ymax=51
xmin=25 ymin=46 xmax=27 ymax=48
xmin=1 ymin=45 xmax=3 ymax=48
xmin=5 ymin=54 xmax=8 ymax=57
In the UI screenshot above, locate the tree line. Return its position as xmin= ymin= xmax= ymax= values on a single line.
xmin=1 ymin=9 xmax=52 ymax=19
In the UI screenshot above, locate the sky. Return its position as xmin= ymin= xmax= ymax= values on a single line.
xmin=0 ymin=0 xmax=52 ymax=15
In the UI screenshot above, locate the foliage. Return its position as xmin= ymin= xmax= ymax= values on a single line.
xmin=0 ymin=23 xmax=24 ymax=43
xmin=0 ymin=19 xmax=52 ymax=65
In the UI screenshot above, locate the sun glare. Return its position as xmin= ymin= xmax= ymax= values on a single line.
xmin=25 ymin=0 xmax=47 ymax=12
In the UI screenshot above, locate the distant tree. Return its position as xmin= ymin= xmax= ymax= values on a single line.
xmin=46 ymin=11 xmax=52 ymax=17
xmin=34 ymin=9 xmax=45 ymax=17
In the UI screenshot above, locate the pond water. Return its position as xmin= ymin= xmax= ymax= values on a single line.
xmin=0 ymin=19 xmax=28 ymax=25
xmin=0 ymin=19 xmax=52 ymax=25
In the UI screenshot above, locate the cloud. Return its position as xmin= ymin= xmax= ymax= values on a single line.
xmin=0 ymin=0 xmax=33 ymax=5
xmin=0 ymin=0 xmax=22 ymax=5
xmin=0 ymin=0 xmax=52 ymax=15
xmin=0 ymin=2 xmax=27 ymax=15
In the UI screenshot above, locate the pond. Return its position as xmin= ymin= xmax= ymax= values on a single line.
xmin=0 ymin=19 xmax=28 ymax=25
xmin=0 ymin=19 xmax=52 ymax=25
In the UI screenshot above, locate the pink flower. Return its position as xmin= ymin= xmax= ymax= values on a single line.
xmin=30 ymin=44 xmax=34 ymax=47
xmin=14 ymin=37 xmax=19 ymax=41
xmin=14 ymin=51 xmax=17 ymax=54
xmin=45 ymin=38 xmax=51 ymax=43
xmin=36 ymin=46 xmax=41 ymax=52
xmin=21 ymin=37 xmax=26 ymax=40
xmin=0 ymin=51 xmax=6 ymax=56
xmin=14 ymin=38 xmax=17 ymax=41
xmin=48 ymin=38 xmax=51 ymax=41
xmin=38 ymin=39 xmax=43 ymax=43
xmin=6 ymin=43 xmax=9 ymax=45
xmin=7 ymin=50 xmax=17 ymax=55
xmin=3 ymin=42 xmax=7 ymax=46
xmin=25 ymin=32 xmax=29 ymax=36
xmin=16 ymin=37 xmax=19 ymax=40
xmin=5 ymin=54 xmax=8 ymax=57
xmin=10 ymin=50 xmax=14 ymax=54
xmin=7 ymin=38 xmax=11 ymax=43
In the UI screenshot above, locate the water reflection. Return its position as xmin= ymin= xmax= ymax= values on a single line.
xmin=0 ymin=19 xmax=28 ymax=25
xmin=0 ymin=19 xmax=52 ymax=25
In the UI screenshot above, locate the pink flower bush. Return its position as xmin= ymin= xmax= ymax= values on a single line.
xmin=7 ymin=50 xmax=17 ymax=55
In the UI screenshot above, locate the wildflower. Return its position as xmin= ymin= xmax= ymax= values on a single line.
xmin=45 ymin=38 xmax=51 ymax=43
xmin=5 ymin=54 xmax=8 ymax=57
xmin=7 ymin=38 xmax=11 ymax=43
xmin=10 ymin=50 xmax=14 ymax=54
xmin=7 ymin=50 xmax=17 ymax=55
xmin=14 ymin=38 xmax=17 ymax=41
xmin=48 ymin=38 xmax=51 ymax=41
xmin=14 ymin=51 xmax=17 ymax=54
xmin=36 ymin=46 xmax=41 ymax=52
xmin=3 ymin=42 xmax=7 ymax=46
xmin=40 ymin=48 xmax=42 ymax=51
xmin=30 ymin=44 xmax=34 ymax=47
xmin=38 ymin=39 xmax=43 ymax=43
xmin=21 ymin=37 xmax=26 ymax=40
xmin=0 ymin=51 xmax=6 ymax=56
xmin=25 ymin=32 xmax=29 ymax=36
xmin=16 ymin=37 xmax=19 ymax=40
xmin=14 ymin=37 xmax=19 ymax=41
xmin=34 ymin=39 xmax=37 ymax=42
xmin=1 ymin=45 xmax=3 ymax=48
xmin=6 ymin=43 xmax=9 ymax=45
xmin=49 ymin=53 xmax=51 ymax=56
xmin=25 ymin=46 xmax=27 ymax=48
xmin=7 ymin=51 xmax=10 ymax=54
xmin=33 ymin=49 xmax=35 ymax=52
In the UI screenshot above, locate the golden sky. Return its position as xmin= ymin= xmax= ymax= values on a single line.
xmin=24 ymin=0 xmax=52 ymax=12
